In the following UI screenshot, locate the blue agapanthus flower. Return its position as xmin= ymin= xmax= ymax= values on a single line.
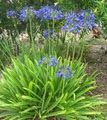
xmin=56 ymin=66 xmax=73 ymax=79
xmin=38 ymin=55 xmax=58 ymax=66
xmin=44 ymin=29 xmax=58 ymax=39
xmin=61 ymin=10 xmax=96 ymax=34
xmin=48 ymin=55 xmax=58 ymax=66
xmin=34 ymin=6 xmax=63 ymax=21
xmin=38 ymin=57 xmax=46 ymax=66
xmin=6 ymin=9 xmax=17 ymax=18
xmin=19 ymin=7 xmax=35 ymax=22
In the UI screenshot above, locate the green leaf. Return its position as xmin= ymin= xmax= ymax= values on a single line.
xmin=47 ymin=95 xmax=64 ymax=113
xmin=45 ymin=110 xmax=66 ymax=118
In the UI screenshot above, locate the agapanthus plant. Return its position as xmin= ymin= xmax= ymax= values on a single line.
xmin=61 ymin=10 xmax=96 ymax=34
xmin=34 ymin=6 xmax=63 ymax=21
xmin=19 ymin=7 xmax=35 ymax=22
xmin=56 ymin=66 xmax=73 ymax=79
xmin=0 ymin=55 xmax=105 ymax=120
xmin=38 ymin=55 xmax=58 ymax=66
xmin=6 ymin=9 xmax=17 ymax=18
xmin=44 ymin=29 xmax=58 ymax=39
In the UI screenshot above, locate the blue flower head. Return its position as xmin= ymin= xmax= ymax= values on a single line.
xmin=38 ymin=56 xmax=58 ymax=66
xmin=61 ymin=10 xmax=96 ymax=34
xmin=48 ymin=55 xmax=58 ymax=66
xmin=38 ymin=57 xmax=46 ymax=66
xmin=56 ymin=66 xmax=73 ymax=79
xmin=44 ymin=29 xmax=52 ymax=38
xmin=44 ymin=29 xmax=58 ymax=39
xmin=19 ymin=7 xmax=35 ymax=22
xmin=35 ymin=6 xmax=63 ymax=21
xmin=6 ymin=9 xmax=17 ymax=18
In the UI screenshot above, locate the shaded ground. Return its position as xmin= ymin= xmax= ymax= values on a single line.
xmin=86 ymin=53 xmax=107 ymax=99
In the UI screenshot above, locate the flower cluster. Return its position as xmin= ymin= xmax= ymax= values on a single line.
xmin=6 ymin=6 xmax=63 ymax=22
xmin=34 ymin=6 xmax=63 ymax=21
xmin=38 ymin=57 xmax=46 ymax=66
xmin=19 ymin=7 xmax=35 ymax=22
xmin=38 ymin=56 xmax=73 ymax=79
xmin=38 ymin=56 xmax=58 ymax=66
xmin=44 ymin=29 xmax=58 ymax=39
xmin=6 ymin=9 xmax=17 ymax=18
xmin=61 ymin=10 xmax=96 ymax=33
xmin=56 ymin=66 xmax=73 ymax=79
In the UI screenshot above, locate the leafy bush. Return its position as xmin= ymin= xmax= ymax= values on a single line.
xmin=0 ymin=55 xmax=105 ymax=119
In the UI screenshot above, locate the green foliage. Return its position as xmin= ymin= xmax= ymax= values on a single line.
xmin=0 ymin=55 xmax=105 ymax=119
xmin=94 ymin=0 xmax=107 ymax=34
xmin=54 ymin=0 xmax=98 ymax=11
xmin=0 ymin=32 xmax=19 ymax=69
xmin=0 ymin=29 xmax=43 ymax=70
xmin=0 ymin=0 xmax=19 ymax=30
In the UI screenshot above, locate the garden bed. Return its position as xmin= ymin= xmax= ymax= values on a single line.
xmin=86 ymin=56 xmax=107 ymax=99
xmin=0 ymin=0 xmax=107 ymax=119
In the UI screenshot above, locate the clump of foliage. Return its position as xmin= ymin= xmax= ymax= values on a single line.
xmin=0 ymin=55 xmax=105 ymax=119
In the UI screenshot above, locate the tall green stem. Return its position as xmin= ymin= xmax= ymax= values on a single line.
xmin=66 ymin=32 xmax=71 ymax=59
xmin=29 ymin=18 xmax=33 ymax=43
xmin=47 ymin=20 xmax=51 ymax=55
xmin=77 ymin=32 xmax=85 ymax=59
xmin=72 ymin=35 xmax=76 ymax=60
xmin=52 ymin=18 xmax=55 ymax=55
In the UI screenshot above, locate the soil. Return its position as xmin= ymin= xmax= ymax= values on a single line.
xmin=85 ymin=52 xmax=107 ymax=99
